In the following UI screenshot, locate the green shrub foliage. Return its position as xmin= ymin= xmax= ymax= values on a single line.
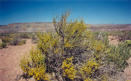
xmin=0 ymin=42 xmax=7 ymax=48
xmin=108 ymin=42 xmax=131 ymax=71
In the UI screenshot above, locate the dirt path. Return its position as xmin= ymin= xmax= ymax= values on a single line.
xmin=0 ymin=39 xmax=35 ymax=81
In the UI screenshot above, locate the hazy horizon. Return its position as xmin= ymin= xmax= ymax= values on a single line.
xmin=1 ymin=21 xmax=131 ymax=26
xmin=0 ymin=0 xmax=131 ymax=25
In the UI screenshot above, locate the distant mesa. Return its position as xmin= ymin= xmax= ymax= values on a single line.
xmin=0 ymin=22 xmax=131 ymax=33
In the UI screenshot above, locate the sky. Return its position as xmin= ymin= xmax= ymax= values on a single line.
xmin=0 ymin=0 xmax=131 ymax=25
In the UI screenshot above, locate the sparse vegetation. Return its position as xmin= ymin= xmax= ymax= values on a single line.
xmin=0 ymin=33 xmax=38 ymax=48
xmin=108 ymin=31 xmax=131 ymax=41
xmin=108 ymin=41 xmax=131 ymax=71
xmin=10 ymin=38 xmax=26 ymax=45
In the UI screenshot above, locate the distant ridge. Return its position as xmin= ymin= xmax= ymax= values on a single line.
xmin=0 ymin=22 xmax=131 ymax=33
xmin=89 ymin=24 xmax=131 ymax=31
xmin=0 ymin=22 xmax=54 ymax=33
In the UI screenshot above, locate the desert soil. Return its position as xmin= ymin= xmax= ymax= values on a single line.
xmin=124 ymin=56 xmax=131 ymax=80
xmin=0 ymin=39 xmax=35 ymax=81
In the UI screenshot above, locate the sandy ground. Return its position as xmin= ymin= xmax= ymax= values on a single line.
xmin=0 ymin=39 xmax=35 ymax=81
xmin=124 ymin=56 xmax=131 ymax=80
xmin=108 ymin=35 xmax=119 ymax=46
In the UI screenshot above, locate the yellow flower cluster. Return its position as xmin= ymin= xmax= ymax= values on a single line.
xmin=80 ymin=58 xmax=99 ymax=78
xmin=62 ymin=57 xmax=77 ymax=80
xmin=30 ymin=48 xmax=44 ymax=65
xmin=37 ymin=33 xmax=59 ymax=54
xmin=20 ymin=48 xmax=49 ymax=81
xmin=32 ymin=66 xmax=49 ymax=81
xmin=84 ymin=77 xmax=93 ymax=81
xmin=64 ymin=42 xmax=72 ymax=48
xmin=20 ymin=56 xmax=30 ymax=73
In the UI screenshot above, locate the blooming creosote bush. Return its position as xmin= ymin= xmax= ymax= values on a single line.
xmin=20 ymin=12 xmax=130 ymax=81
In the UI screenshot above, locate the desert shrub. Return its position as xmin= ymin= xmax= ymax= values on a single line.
xmin=0 ymin=34 xmax=13 ymax=48
xmin=108 ymin=31 xmax=131 ymax=41
xmin=0 ymin=41 xmax=2 ymax=48
xmin=1 ymin=36 xmax=12 ymax=43
xmin=19 ymin=33 xmax=30 ymax=38
xmin=10 ymin=37 xmax=26 ymax=45
xmin=19 ymin=33 xmax=35 ymax=39
xmin=0 ymin=42 xmax=7 ymax=48
xmin=31 ymin=33 xmax=38 ymax=43
xmin=20 ymin=12 xmax=130 ymax=81
xmin=20 ymin=40 xmax=26 ymax=45
xmin=0 ymin=33 xmax=27 ymax=46
xmin=108 ymin=42 xmax=131 ymax=71
xmin=125 ymin=40 xmax=131 ymax=47
xmin=20 ymin=48 xmax=49 ymax=81
xmin=93 ymin=31 xmax=109 ymax=46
